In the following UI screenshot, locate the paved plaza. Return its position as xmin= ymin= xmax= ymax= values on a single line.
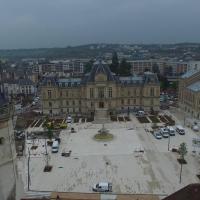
xmin=18 ymin=111 xmax=200 ymax=198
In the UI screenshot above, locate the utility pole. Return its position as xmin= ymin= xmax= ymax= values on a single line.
xmin=45 ymin=138 xmax=48 ymax=155
xmin=168 ymin=134 xmax=171 ymax=151
xmin=27 ymin=148 xmax=31 ymax=191
xmin=179 ymin=163 xmax=183 ymax=184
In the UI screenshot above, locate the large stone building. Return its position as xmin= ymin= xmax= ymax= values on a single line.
xmin=179 ymin=69 xmax=200 ymax=119
xmin=41 ymin=60 xmax=160 ymax=118
xmin=0 ymin=94 xmax=17 ymax=200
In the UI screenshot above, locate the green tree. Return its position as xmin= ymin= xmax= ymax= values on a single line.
xmin=152 ymin=63 xmax=160 ymax=74
xmin=84 ymin=59 xmax=94 ymax=73
xmin=158 ymin=75 xmax=169 ymax=90
xmin=178 ymin=142 xmax=187 ymax=183
xmin=179 ymin=142 xmax=187 ymax=161
xmin=118 ymin=58 xmax=131 ymax=76
xmin=110 ymin=52 xmax=119 ymax=74
xmin=47 ymin=127 xmax=53 ymax=140
xmin=170 ymin=81 xmax=178 ymax=90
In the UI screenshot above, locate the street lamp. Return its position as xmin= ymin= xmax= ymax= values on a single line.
xmin=168 ymin=134 xmax=171 ymax=151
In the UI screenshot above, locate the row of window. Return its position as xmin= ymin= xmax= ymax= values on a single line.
xmin=47 ymin=88 xmax=156 ymax=99
xmin=48 ymin=99 xmax=139 ymax=108
xmin=90 ymin=87 xmax=112 ymax=98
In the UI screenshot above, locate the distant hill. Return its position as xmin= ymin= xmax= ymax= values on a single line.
xmin=0 ymin=43 xmax=199 ymax=60
xmin=0 ymin=44 xmax=120 ymax=60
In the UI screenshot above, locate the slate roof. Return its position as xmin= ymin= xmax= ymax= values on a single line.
xmin=84 ymin=60 xmax=118 ymax=83
xmin=58 ymin=78 xmax=81 ymax=87
xmin=181 ymin=69 xmax=200 ymax=78
xmin=163 ymin=183 xmax=200 ymax=200
xmin=119 ymin=76 xmax=143 ymax=85
xmin=42 ymin=60 xmax=159 ymax=87
xmin=41 ymin=76 xmax=58 ymax=86
xmin=143 ymin=72 xmax=159 ymax=84
xmin=18 ymin=79 xmax=34 ymax=86
xmin=3 ymin=79 xmax=34 ymax=85
xmin=187 ymin=81 xmax=200 ymax=92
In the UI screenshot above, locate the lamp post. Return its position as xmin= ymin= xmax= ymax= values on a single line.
xmin=179 ymin=163 xmax=183 ymax=183
xmin=168 ymin=134 xmax=171 ymax=151
xmin=27 ymin=148 xmax=31 ymax=191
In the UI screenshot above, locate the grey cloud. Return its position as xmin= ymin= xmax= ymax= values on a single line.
xmin=0 ymin=0 xmax=200 ymax=49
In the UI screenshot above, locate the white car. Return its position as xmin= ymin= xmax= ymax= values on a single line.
xmin=52 ymin=140 xmax=59 ymax=153
xmin=167 ymin=126 xmax=175 ymax=136
xmin=153 ymin=131 xmax=162 ymax=139
xmin=66 ymin=116 xmax=72 ymax=123
xmin=160 ymin=128 xmax=169 ymax=138
xmin=92 ymin=182 xmax=112 ymax=192
xmin=192 ymin=125 xmax=199 ymax=132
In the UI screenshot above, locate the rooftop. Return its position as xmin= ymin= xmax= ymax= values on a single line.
xmin=187 ymin=81 xmax=200 ymax=92
xmin=163 ymin=183 xmax=200 ymax=200
xmin=181 ymin=69 xmax=200 ymax=78
xmin=42 ymin=60 xmax=159 ymax=87
xmin=51 ymin=192 xmax=159 ymax=200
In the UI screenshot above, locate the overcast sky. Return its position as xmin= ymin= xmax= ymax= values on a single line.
xmin=0 ymin=0 xmax=200 ymax=49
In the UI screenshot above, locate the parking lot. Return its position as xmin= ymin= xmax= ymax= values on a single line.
xmin=18 ymin=110 xmax=200 ymax=198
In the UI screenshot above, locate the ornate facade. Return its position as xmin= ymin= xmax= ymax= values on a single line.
xmin=41 ymin=60 xmax=160 ymax=117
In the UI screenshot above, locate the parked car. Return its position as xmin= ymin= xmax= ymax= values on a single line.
xmin=51 ymin=140 xmax=59 ymax=153
xmin=66 ymin=116 xmax=72 ymax=123
xmin=160 ymin=128 xmax=169 ymax=138
xmin=192 ymin=125 xmax=199 ymax=132
xmin=55 ymin=137 xmax=61 ymax=144
xmin=153 ymin=131 xmax=162 ymax=139
xmin=92 ymin=182 xmax=112 ymax=192
xmin=176 ymin=125 xmax=185 ymax=135
xmin=136 ymin=110 xmax=145 ymax=117
xmin=32 ymin=101 xmax=36 ymax=106
xmin=15 ymin=130 xmax=25 ymax=140
xmin=167 ymin=126 xmax=175 ymax=136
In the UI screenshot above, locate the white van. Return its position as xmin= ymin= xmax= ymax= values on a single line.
xmin=52 ymin=140 xmax=59 ymax=153
xmin=176 ymin=125 xmax=185 ymax=135
xmin=167 ymin=126 xmax=175 ymax=136
xmin=92 ymin=182 xmax=112 ymax=192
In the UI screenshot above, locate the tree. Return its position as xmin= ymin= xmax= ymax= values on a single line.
xmin=110 ymin=52 xmax=119 ymax=74
xmin=158 ymin=74 xmax=169 ymax=90
xmin=118 ymin=58 xmax=131 ymax=76
xmin=84 ymin=59 xmax=94 ymax=73
xmin=152 ymin=63 xmax=160 ymax=74
xmin=47 ymin=127 xmax=53 ymax=140
xmin=179 ymin=142 xmax=187 ymax=161
xmin=170 ymin=81 xmax=178 ymax=90
xmin=178 ymin=142 xmax=187 ymax=183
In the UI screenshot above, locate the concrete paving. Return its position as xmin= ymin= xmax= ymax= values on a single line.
xmin=17 ymin=112 xmax=200 ymax=199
